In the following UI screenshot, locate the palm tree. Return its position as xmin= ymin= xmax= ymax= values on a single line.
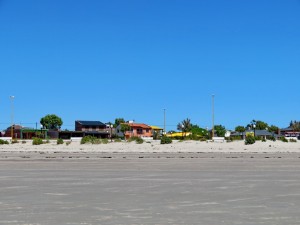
xmin=177 ymin=118 xmax=192 ymax=138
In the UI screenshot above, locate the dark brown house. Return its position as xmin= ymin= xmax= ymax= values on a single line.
xmin=75 ymin=120 xmax=107 ymax=132
xmin=59 ymin=120 xmax=109 ymax=139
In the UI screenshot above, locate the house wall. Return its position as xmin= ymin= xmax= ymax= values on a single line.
xmin=75 ymin=122 xmax=106 ymax=132
xmin=75 ymin=122 xmax=83 ymax=131
xmin=125 ymin=127 xmax=152 ymax=138
xmin=115 ymin=124 xmax=124 ymax=138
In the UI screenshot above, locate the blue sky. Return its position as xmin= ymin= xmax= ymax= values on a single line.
xmin=0 ymin=0 xmax=299 ymax=131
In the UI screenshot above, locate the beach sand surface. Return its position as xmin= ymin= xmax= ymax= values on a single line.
xmin=1 ymin=140 xmax=300 ymax=153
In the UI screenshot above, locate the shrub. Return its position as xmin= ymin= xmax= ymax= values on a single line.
xmin=80 ymin=136 xmax=108 ymax=144
xmin=254 ymin=136 xmax=262 ymax=141
xmin=32 ymin=138 xmax=43 ymax=145
xmin=199 ymin=137 xmax=208 ymax=142
xmin=114 ymin=138 xmax=122 ymax=142
xmin=135 ymin=137 xmax=144 ymax=144
xmin=127 ymin=137 xmax=136 ymax=142
xmin=11 ymin=139 xmax=19 ymax=144
xmin=101 ymin=139 xmax=109 ymax=144
xmin=262 ymin=137 xmax=266 ymax=142
xmin=189 ymin=133 xmax=202 ymax=141
xmin=160 ymin=136 xmax=172 ymax=144
xmin=0 ymin=139 xmax=9 ymax=145
xmin=280 ymin=136 xmax=288 ymax=143
xmin=290 ymin=138 xmax=297 ymax=143
xmin=92 ymin=138 xmax=102 ymax=144
xmin=245 ymin=136 xmax=255 ymax=145
xmin=22 ymin=140 xmax=26 ymax=144
xmin=153 ymin=131 xmax=161 ymax=140
xmin=267 ymin=136 xmax=276 ymax=141
xmin=66 ymin=141 xmax=71 ymax=146
xmin=81 ymin=135 xmax=96 ymax=144
xmin=57 ymin=138 xmax=64 ymax=145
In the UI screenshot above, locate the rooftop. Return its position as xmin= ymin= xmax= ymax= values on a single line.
xmin=76 ymin=121 xmax=106 ymax=126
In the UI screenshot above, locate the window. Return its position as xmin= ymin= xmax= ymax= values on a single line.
xmin=137 ymin=128 xmax=143 ymax=134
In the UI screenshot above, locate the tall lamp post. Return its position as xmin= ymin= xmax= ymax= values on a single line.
xmin=181 ymin=124 xmax=184 ymax=140
xmin=110 ymin=123 xmax=113 ymax=142
xmin=212 ymin=94 xmax=215 ymax=140
xmin=253 ymin=124 xmax=256 ymax=137
xmin=163 ymin=109 xmax=166 ymax=135
xmin=10 ymin=96 xmax=15 ymax=139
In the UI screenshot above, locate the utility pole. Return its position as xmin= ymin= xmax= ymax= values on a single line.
xmin=212 ymin=94 xmax=215 ymax=140
xmin=10 ymin=96 xmax=15 ymax=139
xmin=163 ymin=109 xmax=166 ymax=135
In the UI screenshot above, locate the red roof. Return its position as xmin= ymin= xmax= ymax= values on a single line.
xmin=126 ymin=123 xmax=152 ymax=129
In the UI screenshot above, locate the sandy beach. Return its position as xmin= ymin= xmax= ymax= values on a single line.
xmin=2 ymin=140 xmax=300 ymax=224
xmin=1 ymin=139 xmax=300 ymax=154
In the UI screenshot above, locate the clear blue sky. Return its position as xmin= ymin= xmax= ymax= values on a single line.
xmin=0 ymin=0 xmax=299 ymax=131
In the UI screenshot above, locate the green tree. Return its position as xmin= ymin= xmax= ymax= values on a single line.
xmin=177 ymin=118 xmax=192 ymax=132
xmin=40 ymin=114 xmax=63 ymax=130
xmin=167 ymin=130 xmax=176 ymax=134
xmin=214 ymin=125 xmax=226 ymax=137
xmin=268 ymin=125 xmax=279 ymax=133
xmin=177 ymin=118 xmax=192 ymax=138
xmin=120 ymin=124 xmax=131 ymax=138
xmin=114 ymin=118 xmax=125 ymax=128
xmin=255 ymin=120 xmax=268 ymax=130
xmin=247 ymin=120 xmax=268 ymax=130
xmin=191 ymin=125 xmax=208 ymax=137
xmin=235 ymin=126 xmax=246 ymax=133
xmin=290 ymin=120 xmax=300 ymax=131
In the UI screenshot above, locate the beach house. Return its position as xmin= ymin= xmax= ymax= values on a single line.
xmin=116 ymin=121 xmax=152 ymax=139
xmin=59 ymin=120 xmax=109 ymax=139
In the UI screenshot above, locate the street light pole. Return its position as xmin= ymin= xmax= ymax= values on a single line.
xmin=212 ymin=94 xmax=215 ymax=140
xmin=10 ymin=96 xmax=15 ymax=139
xmin=163 ymin=109 xmax=166 ymax=135
xmin=110 ymin=123 xmax=113 ymax=142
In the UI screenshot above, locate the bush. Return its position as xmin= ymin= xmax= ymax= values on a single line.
xmin=114 ymin=138 xmax=122 ymax=142
xmin=290 ymin=138 xmax=297 ymax=143
xmin=254 ymin=136 xmax=262 ymax=141
xmin=262 ymin=137 xmax=266 ymax=142
xmin=80 ymin=136 xmax=108 ymax=144
xmin=267 ymin=136 xmax=276 ymax=141
xmin=65 ymin=141 xmax=71 ymax=146
xmin=127 ymin=136 xmax=144 ymax=144
xmin=57 ymin=138 xmax=64 ymax=145
xmin=135 ymin=137 xmax=144 ymax=144
xmin=245 ymin=136 xmax=255 ymax=145
xmin=22 ymin=140 xmax=26 ymax=144
xmin=92 ymin=138 xmax=102 ymax=144
xmin=160 ymin=136 xmax=172 ymax=144
xmin=0 ymin=139 xmax=9 ymax=145
xmin=280 ymin=136 xmax=288 ymax=142
xmin=189 ymin=133 xmax=202 ymax=141
xmin=199 ymin=137 xmax=208 ymax=142
xmin=32 ymin=138 xmax=43 ymax=145
xmin=81 ymin=135 xmax=96 ymax=144
xmin=102 ymin=139 xmax=109 ymax=144
xmin=11 ymin=139 xmax=19 ymax=144
xmin=153 ymin=131 xmax=161 ymax=140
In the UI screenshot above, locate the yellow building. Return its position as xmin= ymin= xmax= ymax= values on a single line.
xmin=166 ymin=132 xmax=192 ymax=138
xmin=150 ymin=126 xmax=163 ymax=137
